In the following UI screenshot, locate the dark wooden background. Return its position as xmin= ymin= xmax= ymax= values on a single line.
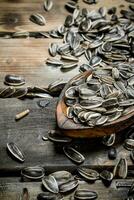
xmin=0 ymin=0 xmax=133 ymax=199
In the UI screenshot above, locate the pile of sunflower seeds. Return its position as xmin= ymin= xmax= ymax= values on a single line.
xmin=64 ymin=61 xmax=134 ymax=127
xmin=45 ymin=3 xmax=134 ymax=73
xmin=42 ymin=1 xmax=134 ymax=127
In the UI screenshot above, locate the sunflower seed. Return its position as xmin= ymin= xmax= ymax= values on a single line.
xmin=95 ymin=115 xmax=108 ymax=125
xmin=42 ymin=175 xmax=59 ymax=194
xmin=61 ymin=55 xmax=78 ymax=62
xmin=0 ymin=87 xmax=15 ymax=98
xmin=7 ymin=142 xmax=25 ymax=162
xmin=44 ymin=0 xmax=53 ymax=11
xmin=21 ymin=166 xmax=44 ymax=180
xmin=59 ymin=179 xmax=79 ymax=193
xmin=48 ymin=79 xmax=67 ymax=95
xmin=30 ymin=14 xmax=46 ymax=26
xmin=12 ymin=31 xmax=29 ymax=38
xmin=113 ymin=158 xmax=128 ymax=178
xmin=63 ymin=146 xmax=85 ymax=164
xmin=46 ymin=58 xmax=63 ymax=66
xmin=37 ymin=192 xmax=63 ymax=200
xmin=108 ymin=7 xmax=117 ymax=15
xmin=124 ymin=139 xmax=134 ymax=151
xmin=102 ymin=134 xmax=115 ymax=146
xmin=74 ymin=189 xmax=98 ymax=200
xmin=4 ymin=74 xmax=25 ymax=86
xmin=77 ymin=167 xmax=99 ymax=181
xmin=83 ymin=0 xmax=97 ymax=4
xmin=48 ymin=130 xmax=72 ymax=143
xmin=100 ymin=170 xmax=113 ymax=183
xmin=130 ymin=150 xmax=134 ymax=163
xmin=65 ymin=1 xmax=77 ymax=13
xmin=65 ymin=15 xmax=74 ymax=27
xmin=49 ymin=43 xmax=58 ymax=57
xmin=50 ymin=171 xmax=73 ymax=186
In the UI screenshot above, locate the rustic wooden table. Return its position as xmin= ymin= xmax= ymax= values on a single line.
xmin=0 ymin=0 xmax=133 ymax=199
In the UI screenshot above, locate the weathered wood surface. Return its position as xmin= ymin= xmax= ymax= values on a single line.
xmin=0 ymin=38 xmax=81 ymax=88
xmin=0 ymin=0 xmax=129 ymax=32
xmin=0 ymin=98 xmax=133 ymax=174
xmin=0 ymin=179 xmax=132 ymax=200
xmin=0 ymin=0 xmax=131 ymax=88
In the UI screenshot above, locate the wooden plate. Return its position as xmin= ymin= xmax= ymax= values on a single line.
xmin=56 ymin=71 xmax=134 ymax=138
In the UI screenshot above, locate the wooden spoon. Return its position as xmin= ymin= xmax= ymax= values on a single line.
xmin=56 ymin=71 xmax=134 ymax=138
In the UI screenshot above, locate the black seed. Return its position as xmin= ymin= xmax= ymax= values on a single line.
xmin=108 ymin=7 xmax=117 ymax=15
xmin=108 ymin=147 xmax=117 ymax=160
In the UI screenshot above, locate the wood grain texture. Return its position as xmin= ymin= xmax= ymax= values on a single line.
xmin=0 ymin=97 xmax=133 ymax=173
xmin=0 ymin=179 xmax=131 ymax=200
xmin=0 ymin=38 xmax=82 ymax=88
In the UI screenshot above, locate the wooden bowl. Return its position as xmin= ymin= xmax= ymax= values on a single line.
xmin=56 ymin=71 xmax=134 ymax=138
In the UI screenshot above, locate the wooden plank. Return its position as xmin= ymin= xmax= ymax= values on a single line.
xmin=0 ymin=38 xmax=82 ymax=88
xmin=0 ymin=179 xmax=131 ymax=200
xmin=0 ymin=97 xmax=133 ymax=173
xmin=0 ymin=0 xmax=130 ymax=32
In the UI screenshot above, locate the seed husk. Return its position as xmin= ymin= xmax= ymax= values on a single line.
xmin=42 ymin=175 xmax=59 ymax=194
xmin=7 ymin=142 xmax=25 ymax=162
xmin=44 ymin=0 xmax=53 ymax=11
xmin=65 ymin=1 xmax=77 ymax=13
xmin=49 ymin=43 xmax=58 ymax=57
xmin=59 ymin=179 xmax=79 ymax=193
xmin=130 ymin=150 xmax=134 ymax=163
xmin=15 ymin=109 xmax=30 ymax=121
xmin=11 ymin=88 xmax=28 ymax=98
xmin=100 ymin=170 xmax=113 ymax=183
xmin=46 ymin=58 xmax=63 ymax=66
xmin=0 ymin=87 xmax=15 ymax=98
xmin=30 ymin=14 xmax=46 ymax=26
xmin=12 ymin=31 xmax=29 ymax=38
xmin=102 ymin=134 xmax=115 ymax=147
xmin=113 ymin=158 xmax=128 ymax=178
xmin=63 ymin=146 xmax=85 ymax=164
xmin=74 ymin=189 xmax=98 ymax=200
xmin=48 ymin=79 xmax=67 ymax=95
xmin=77 ymin=167 xmax=99 ymax=181
xmin=61 ymin=62 xmax=78 ymax=70
xmin=48 ymin=130 xmax=72 ymax=143
xmin=50 ymin=171 xmax=73 ymax=186
xmin=64 ymin=15 xmax=74 ymax=27
xmin=61 ymin=55 xmax=78 ymax=62
xmin=124 ymin=139 xmax=134 ymax=151
xmin=37 ymin=192 xmax=63 ymax=200
xmin=4 ymin=74 xmax=25 ymax=86
xmin=21 ymin=166 xmax=44 ymax=180
xmin=83 ymin=0 xmax=97 ymax=4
